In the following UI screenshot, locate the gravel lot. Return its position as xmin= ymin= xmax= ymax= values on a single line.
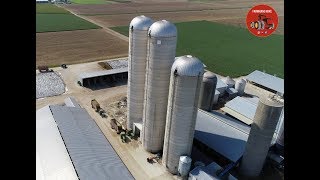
xmin=106 ymin=58 xmax=128 ymax=69
xmin=36 ymin=72 xmax=65 ymax=99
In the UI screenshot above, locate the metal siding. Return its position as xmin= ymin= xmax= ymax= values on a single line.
xmin=50 ymin=105 xmax=133 ymax=180
xmin=127 ymin=16 xmax=153 ymax=129
xmin=163 ymin=56 xmax=203 ymax=174
xmin=240 ymin=97 xmax=283 ymax=176
xmin=246 ymin=70 xmax=284 ymax=95
xmin=142 ymin=20 xmax=177 ymax=152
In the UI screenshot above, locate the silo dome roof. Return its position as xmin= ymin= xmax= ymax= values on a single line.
xmin=203 ymin=71 xmax=217 ymax=79
xmin=148 ymin=20 xmax=177 ymax=38
xmin=179 ymin=156 xmax=192 ymax=163
xmin=130 ymin=15 xmax=153 ymax=31
xmin=223 ymin=76 xmax=235 ymax=85
xmin=171 ymin=55 xmax=204 ymax=76
xmin=237 ymin=78 xmax=246 ymax=84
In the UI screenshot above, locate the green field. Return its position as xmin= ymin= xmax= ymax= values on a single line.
xmin=36 ymin=4 xmax=70 ymax=14
xmin=37 ymin=14 xmax=100 ymax=33
xmin=36 ymin=4 xmax=100 ymax=33
xmin=71 ymin=0 xmax=112 ymax=4
xmin=111 ymin=21 xmax=284 ymax=78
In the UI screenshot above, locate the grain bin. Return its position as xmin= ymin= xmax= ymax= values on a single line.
xmin=235 ymin=78 xmax=246 ymax=96
xmin=240 ymin=95 xmax=284 ymax=177
xmin=178 ymin=156 xmax=192 ymax=177
xmin=127 ymin=15 xmax=154 ymax=129
xmin=198 ymin=71 xmax=217 ymax=111
xmin=142 ymin=20 xmax=177 ymax=153
xmin=223 ymin=76 xmax=235 ymax=88
xmin=162 ymin=55 xmax=204 ymax=174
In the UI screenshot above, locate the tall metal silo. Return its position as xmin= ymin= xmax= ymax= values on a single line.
xmin=198 ymin=71 xmax=217 ymax=111
xmin=127 ymin=15 xmax=154 ymax=130
xmin=240 ymin=95 xmax=284 ymax=177
xmin=235 ymin=78 xmax=246 ymax=96
xmin=162 ymin=55 xmax=204 ymax=174
xmin=142 ymin=20 xmax=177 ymax=153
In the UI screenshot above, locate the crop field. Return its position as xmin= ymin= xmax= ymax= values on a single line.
xmin=62 ymin=2 xmax=223 ymax=15
xmin=36 ymin=29 xmax=128 ymax=67
xmin=85 ymin=8 xmax=248 ymax=26
xmin=71 ymin=0 xmax=113 ymax=4
xmin=36 ymin=4 xmax=100 ymax=33
xmin=36 ymin=4 xmax=70 ymax=14
xmin=111 ymin=21 xmax=284 ymax=78
xmin=37 ymin=14 xmax=100 ymax=33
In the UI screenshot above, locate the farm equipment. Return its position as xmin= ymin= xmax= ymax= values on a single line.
xmin=38 ymin=66 xmax=53 ymax=73
xmin=77 ymin=81 xmax=82 ymax=86
xmin=99 ymin=109 xmax=107 ymax=118
xmin=120 ymin=131 xmax=126 ymax=143
xmin=91 ymin=99 xmax=101 ymax=112
xmin=110 ymin=118 xmax=123 ymax=134
xmin=250 ymin=14 xmax=275 ymax=30
xmin=147 ymin=153 xmax=162 ymax=164
xmin=61 ymin=64 xmax=67 ymax=69
xmin=126 ymin=129 xmax=135 ymax=139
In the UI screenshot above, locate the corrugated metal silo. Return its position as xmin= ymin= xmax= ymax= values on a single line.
xmin=240 ymin=95 xmax=284 ymax=177
xmin=127 ymin=15 xmax=154 ymax=130
xmin=142 ymin=20 xmax=177 ymax=153
xmin=235 ymin=78 xmax=246 ymax=96
xmin=162 ymin=55 xmax=204 ymax=174
xmin=198 ymin=71 xmax=217 ymax=111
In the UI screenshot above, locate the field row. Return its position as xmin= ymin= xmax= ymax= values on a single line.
xmin=36 ymin=4 xmax=100 ymax=33
xmin=111 ymin=21 xmax=284 ymax=78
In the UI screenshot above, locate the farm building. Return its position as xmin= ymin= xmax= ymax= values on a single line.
xmin=36 ymin=97 xmax=133 ymax=180
xmin=245 ymin=70 xmax=284 ymax=96
xmin=195 ymin=109 xmax=249 ymax=163
xmin=78 ymin=68 xmax=128 ymax=88
xmin=216 ymin=77 xmax=228 ymax=97
xmin=36 ymin=0 xmax=49 ymax=3
xmin=189 ymin=162 xmax=237 ymax=180
xmin=194 ymin=108 xmax=281 ymax=163
xmin=221 ymin=96 xmax=284 ymax=143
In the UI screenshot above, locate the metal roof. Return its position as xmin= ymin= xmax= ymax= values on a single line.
xmin=78 ymin=67 xmax=128 ymax=80
xmin=189 ymin=162 xmax=237 ymax=180
xmin=36 ymin=106 xmax=79 ymax=180
xmin=171 ymin=55 xmax=204 ymax=76
xmin=130 ymin=15 xmax=154 ymax=31
xmin=195 ymin=109 xmax=249 ymax=162
xmin=50 ymin=105 xmax=134 ymax=180
xmin=226 ymin=88 xmax=238 ymax=94
xmin=216 ymin=77 xmax=228 ymax=90
xmin=221 ymin=97 xmax=259 ymax=125
xmin=148 ymin=20 xmax=177 ymax=37
xmin=246 ymin=70 xmax=284 ymax=95
xmin=64 ymin=97 xmax=81 ymax=108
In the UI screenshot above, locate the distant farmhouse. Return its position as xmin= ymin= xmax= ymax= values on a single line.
xmin=36 ymin=0 xmax=49 ymax=3
xmin=36 ymin=0 xmax=70 ymax=4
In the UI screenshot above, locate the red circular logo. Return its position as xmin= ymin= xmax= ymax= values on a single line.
xmin=246 ymin=4 xmax=278 ymax=37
